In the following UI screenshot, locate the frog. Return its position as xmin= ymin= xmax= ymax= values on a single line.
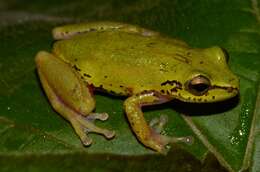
xmin=35 ymin=21 xmax=239 ymax=153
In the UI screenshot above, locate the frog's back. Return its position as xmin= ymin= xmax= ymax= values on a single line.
xmin=53 ymin=31 xmax=190 ymax=95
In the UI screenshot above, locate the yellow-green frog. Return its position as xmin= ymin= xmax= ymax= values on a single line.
xmin=35 ymin=21 xmax=239 ymax=153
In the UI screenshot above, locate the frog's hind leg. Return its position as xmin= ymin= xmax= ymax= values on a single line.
xmin=35 ymin=51 xmax=115 ymax=146
xmin=124 ymin=91 xmax=193 ymax=153
xmin=52 ymin=21 xmax=160 ymax=40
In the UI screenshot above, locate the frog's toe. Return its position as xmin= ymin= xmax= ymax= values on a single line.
xmin=80 ymin=114 xmax=115 ymax=139
xmin=103 ymin=129 xmax=116 ymax=139
xmin=148 ymin=131 xmax=194 ymax=153
xmin=149 ymin=114 xmax=168 ymax=134
xmin=83 ymin=113 xmax=115 ymax=139
xmin=87 ymin=112 xmax=109 ymax=121
xmin=70 ymin=120 xmax=93 ymax=146
xmin=71 ymin=113 xmax=115 ymax=146
xmin=81 ymin=135 xmax=92 ymax=146
xmin=148 ymin=115 xmax=194 ymax=153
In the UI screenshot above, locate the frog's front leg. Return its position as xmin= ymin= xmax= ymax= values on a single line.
xmin=35 ymin=51 xmax=115 ymax=145
xmin=124 ymin=91 xmax=193 ymax=153
xmin=52 ymin=21 xmax=160 ymax=40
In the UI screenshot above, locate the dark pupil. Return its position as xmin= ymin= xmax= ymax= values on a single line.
xmin=190 ymin=83 xmax=209 ymax=93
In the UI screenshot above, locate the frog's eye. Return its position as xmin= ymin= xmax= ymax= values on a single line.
xmin=220 ymin=47 xmax=229 ymax=63
xmin=185 ymin=75 xmax=211 ymax=96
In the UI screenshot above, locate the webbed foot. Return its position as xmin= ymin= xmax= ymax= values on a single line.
xmin=149 ymin=115 xmax=193 ymax=153
xmin=124 ymin=91 xmax=193 ymax=153
xmin=71 ymin=112 xmax=115 ymax=146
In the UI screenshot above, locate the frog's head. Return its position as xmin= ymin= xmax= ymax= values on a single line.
xmin=175 ymin=46 xmax=239 ymax=103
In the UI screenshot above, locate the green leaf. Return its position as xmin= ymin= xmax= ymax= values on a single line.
xmin=0 ymin=0 xmax=259 ymax=171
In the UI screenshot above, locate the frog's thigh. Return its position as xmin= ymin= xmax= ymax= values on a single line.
xmin=53 ymin=21 xmax=159 ymax=40
xmin=124 ymin=91 xmax=193 ymax=153
xmin=35 ymin=51 xmax=95 ymax=117
xmin=35 ymin=51 xmax=115 ymax=145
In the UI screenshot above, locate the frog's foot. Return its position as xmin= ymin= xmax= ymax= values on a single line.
xmin=124 ymin=91 xmax=193 ymax=153
xmin=35 ymin=51 xmax=115 ymax=146
xmin=149 ymin=114 xmax=168 ymax=134
xmin=148 ymin=115 xmax=193 ymax=153
xmin=70 ymin=113 xmax=115 ymax=146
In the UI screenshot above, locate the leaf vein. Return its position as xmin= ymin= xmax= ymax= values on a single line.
xmin=252 ymin=0 xmax=260 ymax=23
xmin=242 ymin=82 xmax=260 ymax=170
xmin=182 ymin=115 xmax=234 ymax=172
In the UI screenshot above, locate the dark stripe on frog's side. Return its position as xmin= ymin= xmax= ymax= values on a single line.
xmin=160 ymin=90 xmax=165 ymax=94
xmin=160 ymin=88 xmax=179 ymax=95
xmin=92 ymin=83 xmax=134 ymax=97
xmin=73 ymin=64 xmax=81 ymax=72
xmin=72 ymin=63 xmax=93 ymax=80
xmin=73 ymin=64 xmax=92 ymax=80
xmin=161 ymin=80 xmax=182 ymax=88
xmin=83 ymin=73 xmax=92 ymax=78
xmin=75 ymin=67 xmax=136 ymax=96
xmin=209 ymin=85 xmax=239 ymax=93
xmin=159 ymin=80 xmax=184 ymax=96
xmin=170 ymin=88 xmax=178 ymax=93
